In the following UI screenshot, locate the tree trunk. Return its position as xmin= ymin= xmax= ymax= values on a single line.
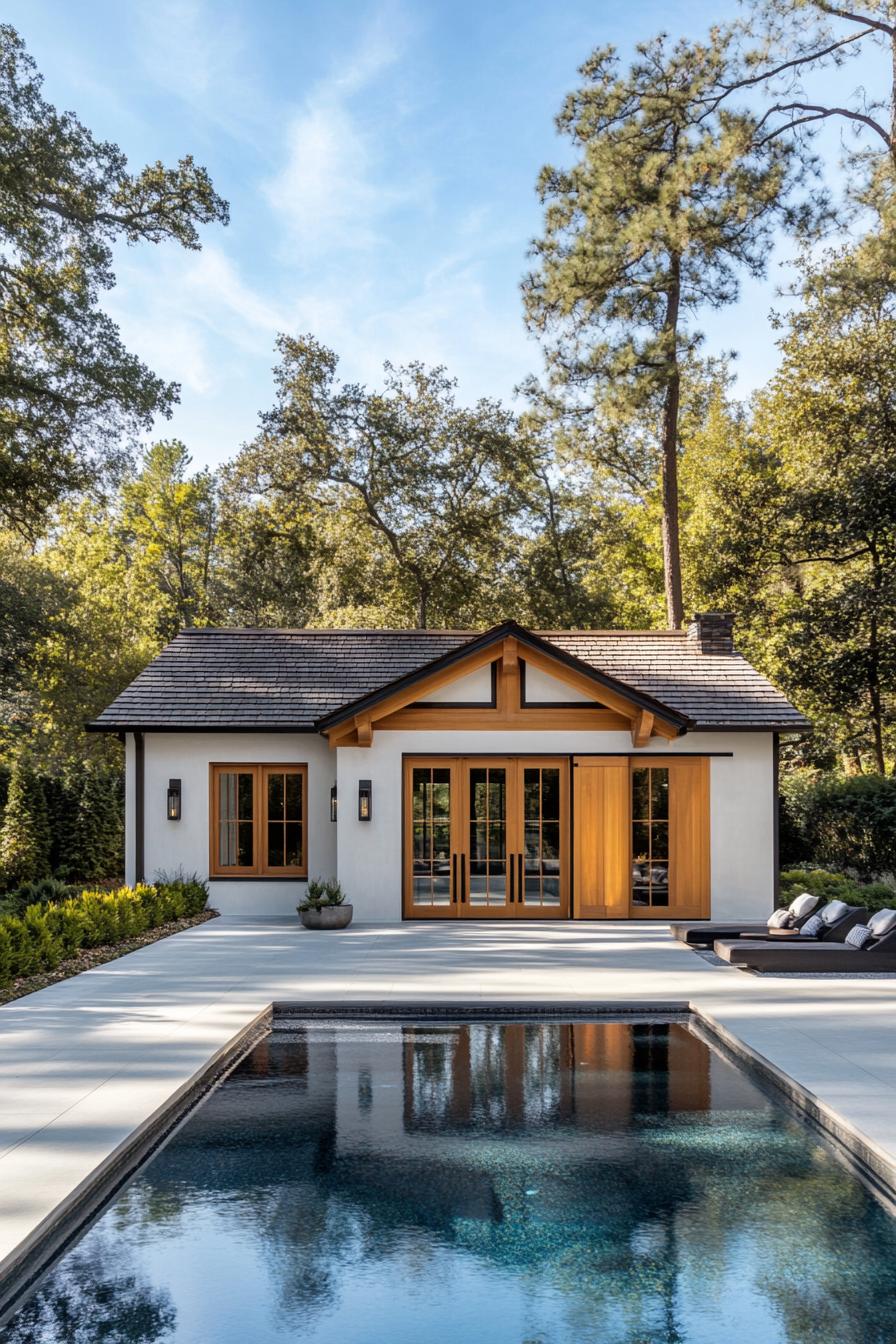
xmin=417 ymin=587 xmax=429 ymax=629
xmin=868 ymin=539 xmax=886 ymax=774
xmin=660 ymin=253 xmax=684 ymax=629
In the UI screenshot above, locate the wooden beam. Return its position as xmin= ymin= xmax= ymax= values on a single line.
xmin=631 ymin=709 xmax=654 ymax=748
xmin=355 ymin=716 xmax=373 ymax=747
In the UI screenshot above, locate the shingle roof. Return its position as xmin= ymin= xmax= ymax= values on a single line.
xmin=89 ymin=625 xmax=809 ymax=734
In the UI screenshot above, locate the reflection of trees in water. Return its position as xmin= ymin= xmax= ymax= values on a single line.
xmin=3 ymin=1235 xmax=175 ymax=1344
xmin=8 ymin=1023 xmax=896 ymax=1344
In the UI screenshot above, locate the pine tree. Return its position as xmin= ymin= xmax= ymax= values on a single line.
xmin=524 ymin=30 xmax=809 ymax=626
xmin=0 ymin=758 xmax=51 ymax=887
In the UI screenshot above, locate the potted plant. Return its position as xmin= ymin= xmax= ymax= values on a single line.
xmin=297 ymin=878 xmax=353 ymax=930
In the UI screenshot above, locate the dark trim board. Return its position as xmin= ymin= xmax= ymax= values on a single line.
xmin=134 ymin=731 xmax=144 ymax=885
xmin=773 ymin=732 xmax=780 ymax=905
xmin=87 ymin=724 xmax=322 ymax=734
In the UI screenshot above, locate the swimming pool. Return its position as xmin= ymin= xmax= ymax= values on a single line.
xmin=2 ymin=1017 xmax=895 ymax=1344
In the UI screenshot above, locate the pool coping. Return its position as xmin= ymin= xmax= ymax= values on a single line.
xmin=1 ymin=996 xmax=895 ymax=1323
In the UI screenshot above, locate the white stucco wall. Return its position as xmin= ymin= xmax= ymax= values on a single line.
xmin=336 ymin=730 xmax=775 ymax=924
xmin=126 ymin=728 xmax=775 ymax=923
xmin=127 ymin=732 xmax=336 ymax=916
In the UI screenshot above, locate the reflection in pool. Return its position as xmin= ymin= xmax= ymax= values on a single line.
xmin=3 ymin=1019 xmax=896 ymax=1344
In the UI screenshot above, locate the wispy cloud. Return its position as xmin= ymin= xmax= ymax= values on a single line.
xmin=263 ymin=9 xmax=423 ymax=254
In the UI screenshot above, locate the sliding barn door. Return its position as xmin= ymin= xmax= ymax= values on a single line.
xmin=573 ymin=758 xmax=630 ymax=918
xmin=574 ymin=755 xmax=710 ymax=919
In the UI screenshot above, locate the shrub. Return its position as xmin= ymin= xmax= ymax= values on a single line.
xmin=2 ymin=877 xmax=79 ymax=916
xmin=779 ymin=868 xmax=896 ymax=916
xmin=0 ymin=923 xmax=11 ymax=983
xmin=21 ymin=904 xmax=63 ymax=972
xmin=0 ymin=759 xmax=51 ymax=888
xmin=298 ymin=877 xmax=346 ymax=912
xmin=0 ymin=878 xmax=209 ymax=989
xmin=781 ymin=772 xmax=896 ymax=881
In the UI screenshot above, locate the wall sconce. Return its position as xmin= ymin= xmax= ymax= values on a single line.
xmin=330 ymin=785 xmax=338 ymax=823
xmin=358 ymin=779 xmax=372 ymax=822
xmin=167 ymin=778 xmax=182 ymax=821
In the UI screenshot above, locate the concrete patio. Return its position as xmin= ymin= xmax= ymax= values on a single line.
xmin=2 ymin=916 xmax=896 ymax=1301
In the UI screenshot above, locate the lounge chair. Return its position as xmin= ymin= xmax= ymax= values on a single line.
xmin=716 ymin=903 xmax=886 ymax=970
xmin=670 ymin=891 xmax=821 ymax=947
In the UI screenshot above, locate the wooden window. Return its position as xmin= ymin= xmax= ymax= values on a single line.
xmin=210 ymin=764 xmax=307 ymax=877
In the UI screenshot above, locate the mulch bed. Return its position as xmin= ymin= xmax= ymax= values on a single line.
xmin=0 ymin=908 xmax=220 ymax=1007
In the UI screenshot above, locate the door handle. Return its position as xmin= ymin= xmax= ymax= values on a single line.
xmin=452 ymin=853 xmax=458 ymax=904
xmin=509 ymin=851 xmax=514 ymax=903
xmin=518 ymin=852 xmax=524 ymax=904
xmin=460 ymin=853 xmax=466 ymax=903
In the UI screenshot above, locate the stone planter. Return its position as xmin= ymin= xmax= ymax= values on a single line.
xmin=298 ymin=903 xmax=353 ymax=930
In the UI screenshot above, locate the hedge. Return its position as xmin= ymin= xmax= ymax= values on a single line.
xmin=0 ymin=879 xmax=208 ymax=989
xmin=778 ymin=869 xmax=896 ymax=916
xmin=0 ymin=760 xmax=124 ymax=894
xmin=780 ymin=772 xmax=896 ymax=881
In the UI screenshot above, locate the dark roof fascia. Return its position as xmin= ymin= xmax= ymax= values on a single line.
xmin=85 ymin=722 xmax=323 ymax=734
xmin=689 ymin=722 xmax=812 ymax=735
xmin=314 ymin=619 xmax=693 ymax=733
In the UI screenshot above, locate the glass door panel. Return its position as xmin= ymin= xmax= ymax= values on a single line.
xmin=522 ymin=766 xmax=562 ymax=907
xmin=631 ymin=765 xmax=669 ymax=910
xmin=410 ymin=765 xmax=453 ymax=909
xmin=468 ymin=766 xmax=507 ymax=907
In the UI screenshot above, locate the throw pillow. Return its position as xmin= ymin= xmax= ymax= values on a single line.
xmin=768 ymin=908 xmax=792 ymax=929
xmin=789 ymin=893 xmax=818 ymax=920
xmin=846 ymin=924 xmax=874 ymax=950
xmin=799 ymin=914 xmax=824 ymax=939
xmin=819 ymin=899 xmax=848 ymax=925
xmin=868 ymin=909 xmax=896 ymax=938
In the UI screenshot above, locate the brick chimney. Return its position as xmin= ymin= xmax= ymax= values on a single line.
xmin=687 ymin=612 xmax=735 ymax=654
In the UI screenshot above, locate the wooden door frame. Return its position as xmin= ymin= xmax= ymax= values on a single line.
xmin=402 ymin=754 xmax=570 ymax=921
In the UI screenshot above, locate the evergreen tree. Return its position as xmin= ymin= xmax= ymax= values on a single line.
xmin=524 ymin=30 xmax=808 ymax=626
xmin=0 ymin=757 xmax=50 ymax=886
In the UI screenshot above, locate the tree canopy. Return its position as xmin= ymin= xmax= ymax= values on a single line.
xmin=0 ymin=24 xmax=228 ymax=538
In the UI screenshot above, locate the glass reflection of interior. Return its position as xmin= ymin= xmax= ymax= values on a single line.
xmin=523 ymin=766 xmax=561 ymax=905
xmin=218 ymin=770 xmax=254 ymax=867
xmin=469 ymin=767 xmax=507 ymax=905
xmin=411 ymin=766 xmax=452 ymax=905
xmin=632 ymin=765 xmax=669 ymax=907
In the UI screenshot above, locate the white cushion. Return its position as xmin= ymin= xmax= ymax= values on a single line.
xmin=768 ymin=908 xmax=792 ymax=928
xmin=868 ymin=909 xmax=896 ymax=937
xmin=819 ymin=899 xmax=849 ymax=925
xmin=789 ymin=893 xmax=818 ymax=919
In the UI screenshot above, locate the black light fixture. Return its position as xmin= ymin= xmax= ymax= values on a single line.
xmin=167 ymin=778 xmax=182 ymax=821
xmin=358 ymin=779 xmax=372 ymax=822
xmin=330 ymin=784 xmax=338 ymax=823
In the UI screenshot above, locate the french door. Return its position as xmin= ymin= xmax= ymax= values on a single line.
xmin=403 ymin=756 xmax=569 ymax=919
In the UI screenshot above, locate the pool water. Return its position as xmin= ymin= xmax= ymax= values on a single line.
xmin=3 ymin=1018 xmax=896 ymax=1344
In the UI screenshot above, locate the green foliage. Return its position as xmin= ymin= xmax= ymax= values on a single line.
xmin=0 ymin=758 xmax=50 ymax=886
xmin=781 ymin=773 xmax=896 ymax=882
xmin=0 ymin=878 xmax=209 ymax=988
xmin=524 ymin=30 xmax=807 ymax=625
xmin=299 ymin=877 xmax=346 ymax=912
xmin=0 ymin=25 xmax=228 ymax=538
xmin=0 ymin=877 xmax=78 ymax=916
xmin=779 ymin=869 xmax=895 ymax=916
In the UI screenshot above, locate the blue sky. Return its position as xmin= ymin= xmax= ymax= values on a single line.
xmin=7 ymin=0 xmax=886 ymax=469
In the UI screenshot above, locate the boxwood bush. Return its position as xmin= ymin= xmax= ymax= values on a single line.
xmin=778 ymin=868 xmax=896 ymax=916
xmin=0 ymin=878 xmax=208 ymax=989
